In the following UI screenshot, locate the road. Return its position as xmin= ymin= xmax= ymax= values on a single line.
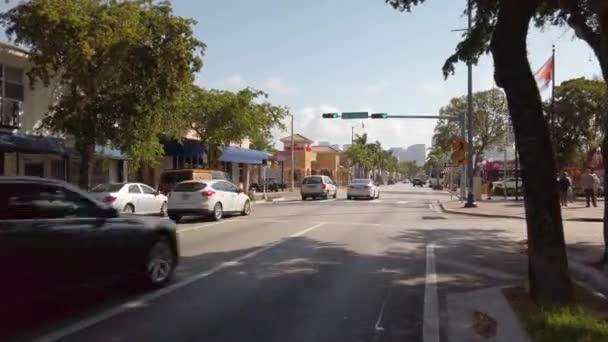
xmin=4 ymin=184 xmax=531 ymax=342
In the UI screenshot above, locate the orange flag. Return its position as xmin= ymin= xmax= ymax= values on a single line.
xmin=534 ymin=55 xmax=554 ymax=91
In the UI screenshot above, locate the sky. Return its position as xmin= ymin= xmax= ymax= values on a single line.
xmin=2 ymin=0 xmax=602 ymax=153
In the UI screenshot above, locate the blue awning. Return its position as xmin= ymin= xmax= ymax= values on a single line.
xmin=219 ymin=147 xmax=270 ymax=165
xmin=161 ymin=138 xmax=207 ymax=157
xmin=0 ymin=133 xmax=69 ymax=155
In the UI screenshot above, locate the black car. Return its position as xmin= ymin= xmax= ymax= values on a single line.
xmin=412 ymin=178 xmax=424 ymax=187
xmin=0 ymin=177 xmax=179 ymax=311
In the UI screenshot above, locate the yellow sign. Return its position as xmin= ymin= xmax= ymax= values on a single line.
xmin=451 ymin=138 xmax=468 ymax=165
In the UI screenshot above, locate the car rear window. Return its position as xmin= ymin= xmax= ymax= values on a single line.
xmin=174 ymin=182 xmax=206 ymax=192
xmin=303 ymin=177 xmax=322 ymax=184
xmin=91 ymin=183 xmax=124 ymax=193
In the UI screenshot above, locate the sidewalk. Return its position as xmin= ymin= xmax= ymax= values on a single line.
xmin=440 ymin=197 xmax=604 ymax=222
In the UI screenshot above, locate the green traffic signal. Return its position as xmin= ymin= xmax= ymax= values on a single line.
xmin=322 ymin=113 xmax=339 ymax=119
xmin=371 ymin=113 xmax=388 ymax=119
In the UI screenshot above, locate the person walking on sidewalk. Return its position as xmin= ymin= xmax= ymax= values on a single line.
xmin=582 ymin=168 xmax=598 ymax=207
xmin=487 ymin=180 xmax=493 ymax=200
xmin=559 ymin=172 xmax=571 ymax=207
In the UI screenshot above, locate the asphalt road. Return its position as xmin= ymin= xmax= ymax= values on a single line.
xmin=4 ymin=184 xmax=533 ymax=342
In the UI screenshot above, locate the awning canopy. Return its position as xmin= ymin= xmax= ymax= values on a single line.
xmin=219 ymin=147 xmax=270 ymax=165
xmin=162 ymin=138 xmax=207 ymax=157
xmin=0 ymin=133 xmax=69 ymax=155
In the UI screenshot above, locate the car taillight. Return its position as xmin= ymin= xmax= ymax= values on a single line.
xmin=103 ymin=195 xmax=117 ymax=203
xmin=200 ymin=190 xmax=215 ymax=197
xmin=322 ymin=184 xmax=326 ymax=190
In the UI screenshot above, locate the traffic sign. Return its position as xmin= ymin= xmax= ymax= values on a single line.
xmin=341 ymin=112 xmax=369 ymax=119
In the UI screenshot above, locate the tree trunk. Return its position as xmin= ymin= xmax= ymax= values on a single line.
xmin=602 ymin=139 xmax=608 ymax=264
xmin=490 ymin=0 xmax=572 ymax=304
xmin=78 ymin=143 xmax=95 ymax=190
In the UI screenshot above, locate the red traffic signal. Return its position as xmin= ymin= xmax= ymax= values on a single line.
xmin=322 ymin=113 xmax=339 ymax=119
xmin=371 ymin=113 xmax=388 ymax=119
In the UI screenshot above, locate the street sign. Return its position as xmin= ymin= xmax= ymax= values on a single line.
xmin=341 ymin=112 xmax=369 ymax=119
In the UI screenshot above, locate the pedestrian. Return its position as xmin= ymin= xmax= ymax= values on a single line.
xmin=558 ymin=172 xmax=571 ymax=207
xmin=567 ymin=174 xmax=574 ymax=203
xmin=592 ymin=170 xmax=601 ymax=206
xmin=581 ymin=168 xmax=597 ymax=207
xmin=487 ymin=180 xmax=493 ymax=200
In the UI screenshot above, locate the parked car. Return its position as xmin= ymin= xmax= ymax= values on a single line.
xmin=90 ymin=182 xmax=168 ymax=216
xmin=301 ymin=175 xmax=338 ymax=200
xmin=412 ymin=178 xmax=424 ymax=187
xmin=158 ymin=169 xmax=230 ymax=195
xmin=167 ymin=179 xmax=251 ymax=222
xmin=347 ymin=179 xmax=380 ymax=200
xmin=0 ymin=177 xmax=179 ymax=312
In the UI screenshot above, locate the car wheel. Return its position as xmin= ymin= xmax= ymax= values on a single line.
xmin=347 ymin=195 xmax=352 ymax=200
xmin=302 ymin=195 xmax=307 ymax=201
xmin=123 ymin=203 xmax=135 ymax=213
xmin=212 ymin=202 xmax=223 ymax=221
xmin=241 ymin=200 xmax=252 ymax=216
xmin=169 ymin=214 xmax=181 ymax=223
xmin=333 ymin=190 xmax=337 ymax=199
xmin=143 ymin=238 xmax=175 ymax=288
xmin=160 ymin=202 xmax=167 ymax=217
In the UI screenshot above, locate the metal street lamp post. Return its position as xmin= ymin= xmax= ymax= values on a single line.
xmin=290 ymin=114 xmax=295 ymax=192
xmin=464 ymin=0 xmax=477 ymax=208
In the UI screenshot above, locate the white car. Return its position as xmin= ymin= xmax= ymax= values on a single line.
xmin=90 ymin=182 xmax=168 ymax=215
xmin=347 ymin=179 xmax=380 ymax=200
xmin=301 ymin=175 xmax=338 ymax=200
xmin=167 ymin=179 xmax=251 ymax=222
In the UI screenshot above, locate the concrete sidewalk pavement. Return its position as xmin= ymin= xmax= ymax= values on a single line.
xmin=440 ymin=198 xmax=604 ymax=222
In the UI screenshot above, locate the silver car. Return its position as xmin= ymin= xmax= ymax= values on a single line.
xmin=347 ymin=179 xmax=380 ymax=200
xmin=167 ymin=180 xmax=252 ymax=222
xmin=301 ymin=176 xmax=337 ymax=200
xmin=90 ymin=182 xmax=168 ymax=215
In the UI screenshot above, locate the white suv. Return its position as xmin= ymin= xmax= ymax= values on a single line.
xmin=301 ymin=176 xmax=337 ymax=200
xmin=167 ymin=180 xmax=252 ymax=222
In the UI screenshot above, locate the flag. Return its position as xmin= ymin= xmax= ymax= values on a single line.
xmin=534 ymin=55 xmax=554 ymax=91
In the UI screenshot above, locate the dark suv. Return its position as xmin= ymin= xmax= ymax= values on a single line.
xmin=0 ymin=177 xmax=179 ymax=311
xmin=412 ymin=178 xmax=424 ymax=187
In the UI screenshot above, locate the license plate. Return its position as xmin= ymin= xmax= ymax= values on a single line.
xmin=182 ymin=194 xmax=190 ymax=200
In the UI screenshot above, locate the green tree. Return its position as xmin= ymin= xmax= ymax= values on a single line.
xmin=0 ymin=0 xmax=204 ymax=189
xmin=385 ymin=0 xmax=574 ymax=303
xmin=398 ymin=161 xmax=420 ymax=179
xmin=188 ymin=86 xmax=288 ymax=158
xmin=434 ymin=88 xmax=509 ymax=169
xmin=545 ymin=78 xmax=607 ymax=169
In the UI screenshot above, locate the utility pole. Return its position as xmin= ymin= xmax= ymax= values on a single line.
xmin=464 ymin=0 xmax=477 ymax=208
xmin=290 ymin=114 xmax=295 ymax=192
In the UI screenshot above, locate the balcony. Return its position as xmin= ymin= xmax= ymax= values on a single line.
xmin=0 ymin=98 xmax=21 ymax=129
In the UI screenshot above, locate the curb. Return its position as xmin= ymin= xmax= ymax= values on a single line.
xmin=437 ymin=202 xmax=525 ymax=220
xmin=252 ymin=197 xmax=286 ymax=204
xmin=437 ymin=202 xmax=603 ymax=222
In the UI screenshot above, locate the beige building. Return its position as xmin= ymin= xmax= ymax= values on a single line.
xmin=273 ymin=134 xmax=349 ymax=186
xmin=0 ymin=42 xmax=127 ymax=187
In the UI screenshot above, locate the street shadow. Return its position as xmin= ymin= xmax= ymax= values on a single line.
xmin=3 ymin=227 xmax=530 ymax=342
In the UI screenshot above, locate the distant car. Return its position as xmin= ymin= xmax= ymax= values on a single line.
xmin=301 ymin=175 xmax=338 ymax=200
xmin=158 ymin=169 xmax=230 ymax=195
xmin=167 ymin=179 xmax=251 ymax=222
xmin=90 ymin=182 xmax=168 ymax=216
xmin=347 ymin=179 xmax=380 ymax=200
xmin=0 ymin=177 xmax=179 ymax=311
xmin=412 ymin=178 xmax=424 ymax=187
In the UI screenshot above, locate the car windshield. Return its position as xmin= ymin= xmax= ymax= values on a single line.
xmin=351 ymin=179 xmax=370 ymax=184
xmin=174 ymin=182 xmax=206 ymax=192
xmin=90 ymin=183 xmax=124 ymax=193
xmin=303 ymin=177 xmax=322 ymax=184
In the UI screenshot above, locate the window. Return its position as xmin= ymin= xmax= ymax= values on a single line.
xmin=174 ymin=182 xmax=206 ymax=192
xmin=224 ymin=182 xmax=239 ymax=193
xmin=211 ymin=182 xmax=226 ymax=191
xmin=0 ymin=64 xmax=23 ymax=129
xmin=1 ymin=182 xmax=99 ymax=219
xmin=140 ymin=184 xmax=157 ymax=195
xmin=128 ymin=185 xmax=142 ymax=194
xmin=91 ymin=183 xmax=125 ymax=193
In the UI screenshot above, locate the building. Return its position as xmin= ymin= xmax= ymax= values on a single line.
xmin=0 ymin=42 xmax=127 ymax=187
xmin=273 ymin=134 xmax=349 ymax=186
xmin=390 ymin=144 xmax=426 ymax=166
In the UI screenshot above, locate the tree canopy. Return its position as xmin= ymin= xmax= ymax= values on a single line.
xmin=0 ymin=0 xmax=204 ymax=187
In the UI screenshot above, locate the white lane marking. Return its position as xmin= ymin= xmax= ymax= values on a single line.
xmin=177 ymin=220 xmax=233 ymax=233
xmin=35 ymin=222 xmax=327 ymax=342
xmin=397 ymin=201 xmax=409 ymax=205
xmin=423 ymin=243 xmax=440 ymax=342
xmin=374 ymin=282 xmax=393 ymax=332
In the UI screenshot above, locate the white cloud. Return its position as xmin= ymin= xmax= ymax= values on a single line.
xmin=221 ymin=74 xmax=246 ymax=89
xmin=366 ymin=80 xmax=390 ymax=96
xmin=263 ymin=77 xmax=298 ymax=96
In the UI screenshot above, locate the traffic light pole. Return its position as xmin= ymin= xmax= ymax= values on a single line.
xmin=464 ymin=0 xmax=477 ymax=208
xmin=290 ymin=114 xmax=295 ymax=192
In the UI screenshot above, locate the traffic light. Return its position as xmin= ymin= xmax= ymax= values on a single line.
xmin=322 ymin=113 xmax=339 ymax=119
xmin=371 ymin=113 xmax=388 ymax=119
xmin=341 ymin=112 xmax=369 ymax=119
